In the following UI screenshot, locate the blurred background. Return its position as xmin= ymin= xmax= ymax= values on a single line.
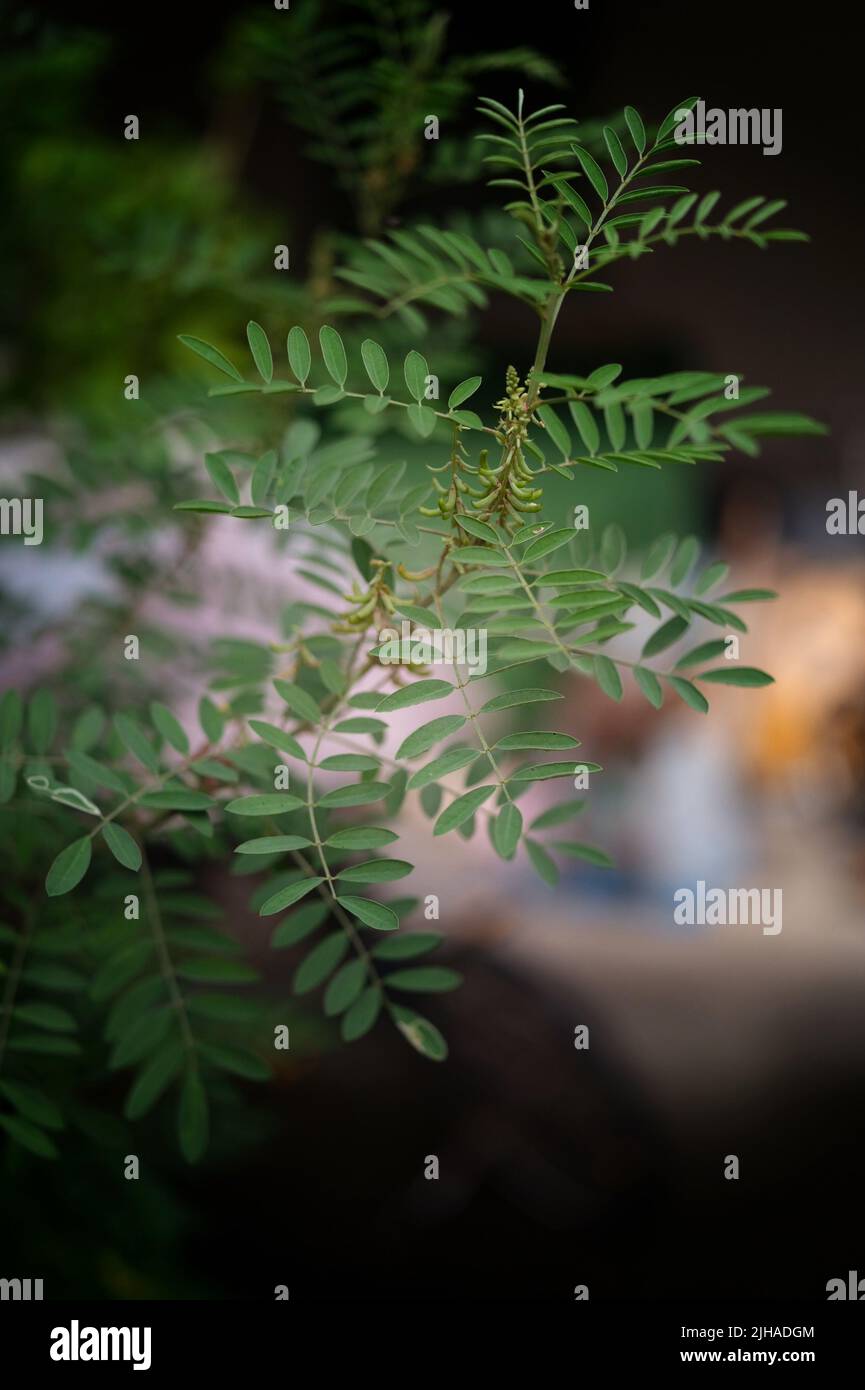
xmin=1 ymin=0 xmax=864 ymax=1300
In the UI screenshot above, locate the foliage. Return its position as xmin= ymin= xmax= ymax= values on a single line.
xmin=0 ymin=18 xmax=825 ymax=1172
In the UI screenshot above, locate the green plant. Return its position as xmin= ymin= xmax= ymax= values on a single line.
xmin=0 ymin=83 xmax=824 ymax=1169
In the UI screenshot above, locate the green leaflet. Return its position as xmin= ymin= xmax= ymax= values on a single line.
xmin=633 ymin=666 xmax=664 ymax=708
xmin=149 ymin=702 xmax=189 ymax=754
xmin=372 ymin=933 xmax=442 ymax=960
xmin=642 ymin=615 xmax=689 ymax=658
xmin=522 ymin=528 xmax=573 ymax=563
xmin=248 ymin=720 xmax=306 ymax=761
xmin=336 ymin=896 xmax=399 ymax=932
xmin=225 ymin=794 xmax=304 ymax=816
xmin=259 ymin=878 xmax=323 ymax=916
xmin=45 ymin=837 xmax=92 ymax=897
xmin=113 ymin=714 xmax=160 ymax=773
xmin=341 ymin=987 xmax=382 ymax=1042
xmin=404 ymin=349 xmax=429 ymax=401
xmin=235 ymin=835 xmax=313 ymax=854
xmin=325 ymin=827 xmax=399 ymax=850
xmin=273 ymin=680 xmax=322 ymax=725
xmin=287 ymin=325 xmax=312 ymax=384
xmin=0 ymin=689 xmax=23 ymax=748
xmin=492 ymin=803 xmax=522 ymax=859
xmin=392 ymin=1005 xmax=448 ymax=1061
xmin=396 ymin=715 xmax=466 ymax=759
xmin=448 ymin=376 xmax=482 ymax=410
xmin=319 ymin=325 xmax=348 ymax=386
xmin=324 ymin=959 xmax=367 ymax=1016
xmin=28 ymin=690 xmax=57 ymax=753
xmin=336 ymin=859 xmax=413 ymax=883
xmin=668 ymin=675 xmax=709 ymax=713
xmin=178 ymin=1068 xmax=209 ymax=1164
xmin=385 ymin=967 xmax=462 ymax=994
xmin=0 ymin=1114 xmax=58 ymax=1160
xmin=552 ymin=841 xmax=614 ymax=868
xmin=697 ymin=666 xmax=774 ymax=687
xmin=480 ymin=688 xmax=562 ymax=713
xmin=101 ymin=823 xmax=142 ymax=871
xmin=139 ymin=790 xmax=214 ymax=811
xmin=593 ymin=655 xmax=623 ymax=702
xmin=376 ymin=680 xmax=453 ymax=712
xmin=433 ymin=786 xmax=495 ymax=836
xmin=361 ymin=338 xmax=389 ymax=393
xmin=177 ymin=334 xmax=243 ymax=382
xmin=455 ymin=515 xmax=498 ymax=544
xmin=529 ymin=799 xmax=585 ymax=831
xmin=317 ymin=782 xmax=391 ymax=808
xmin=125 ymin=1043 xmax=183 ymax=1121
xmin=572 ymin=142 xmax=609 ymax=201
xmin=407 ymin=748 xmax=478 ymax=790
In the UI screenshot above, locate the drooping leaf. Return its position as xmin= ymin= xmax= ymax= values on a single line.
xmin=492 ymin=802 xmax=523 ymax=859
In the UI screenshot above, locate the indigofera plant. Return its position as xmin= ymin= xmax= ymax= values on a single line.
xmin=0 ymin=90 xmax=824 ymax=1165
